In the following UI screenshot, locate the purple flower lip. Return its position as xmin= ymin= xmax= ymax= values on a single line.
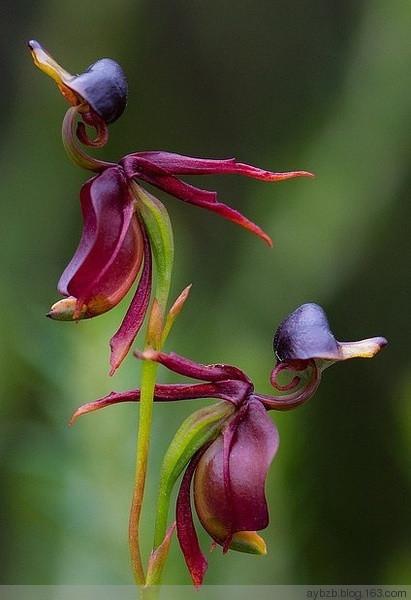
xmin=47 ymin=166 xmax=152 ymax=374
xmin=274 ymin=302 xmax=388 ymax=362
xmin=176 ymin=398 xmax=277 ymax=588
xmin=193 ymin=398 xmax=278 ymax=539
xmin=28 ymin=40 xmax=127 ymax=123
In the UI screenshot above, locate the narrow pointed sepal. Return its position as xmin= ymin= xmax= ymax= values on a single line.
xmin=109 ymin=222 xmax=152 ymax=375
xmin=122 ymin=153 xmax=314 ymax=246
xmin=176 ymin=449 xmax=209 ymax=588
xmin=123 ymin=151 xmax=313 ymax=180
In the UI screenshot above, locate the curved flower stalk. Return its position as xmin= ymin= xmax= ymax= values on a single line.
xmin=29 ymin=40 xmax=313 ymax=373
xmin=71 ymin=303 xmax=387 ymax=586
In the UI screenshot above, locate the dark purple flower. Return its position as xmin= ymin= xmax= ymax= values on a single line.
xmin=69 ymin=304 xmax=387 ymax=585
xmin=47 ymin=166 xmax=152 ymax=374
xmin=49 ymin=156 xmax=312 ymax=375
xmin=29 ymin=40 xmax=314 ymax=373
xmin=274 ymin=302 xmax=387 ymax=362
xmin=28 ymin=40 xmax=127 ymax=123
xmin=266 ymin=302 xmax=388 ymax=409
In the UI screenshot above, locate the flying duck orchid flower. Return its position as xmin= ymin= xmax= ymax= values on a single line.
xmin=29 ymin=41 xmax=313 ymax=373
xmin=69 ymin=303 xmax=387 ymax=586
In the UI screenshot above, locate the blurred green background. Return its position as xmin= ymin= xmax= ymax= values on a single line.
xmin=0 ymin=0 xmax=410 ymax=586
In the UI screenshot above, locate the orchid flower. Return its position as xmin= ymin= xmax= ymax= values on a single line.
xmin=29 ymin=41 xmax=313 ymax=373
xmin=70 ymin=303 xmax=387 ymax=586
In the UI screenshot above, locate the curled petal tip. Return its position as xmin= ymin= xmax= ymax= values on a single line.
xmin=265 ymin=234 xmax=274 ymax=248
xmin=265 ymin=170 xmax=315 ymax=181
xmin=68 ymin=403 xmax=96 ymax=426
xmin=68 ymin=413 xmax=77 ymax=427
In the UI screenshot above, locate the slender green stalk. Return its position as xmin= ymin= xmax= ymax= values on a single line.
xmin=128 ymin=356 xmax=159 ymax=585
xmin=128 ymin=184 xmax=174 ymax=587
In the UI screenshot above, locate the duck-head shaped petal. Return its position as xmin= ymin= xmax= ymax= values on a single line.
xmin=274 ymin=303 xmax=387 ymax=366
xmin=28 ymin=40 xmax=127 ymax=123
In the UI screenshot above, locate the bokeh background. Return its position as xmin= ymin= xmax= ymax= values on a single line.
xmin=1 ymin=0 xmax=410 ymax=586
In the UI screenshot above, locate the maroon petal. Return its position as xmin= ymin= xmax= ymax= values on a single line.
xmin=121 ymin=156 xmax=275 ymax=245
xmin=69 ymin=381 xmax=246 ymax=425
xmin=122 ymin=154 xmax=216 ymax=202
xmin=139 ymin=171 xmax=272 ymax=245
xmin=123 ymin=151 xmax=313 ymax=180
xmin=176 ymin=449 xmax=208 ymax=588
xmin=136 ymin=350 xmax=252 ymax=384
xmin=194 ymin=398 xmax=279 ymax=546
xmin=109 ymin=222 xmax=152 ymax=374
xmin=59 ymin=166 xmax=143 ymax=317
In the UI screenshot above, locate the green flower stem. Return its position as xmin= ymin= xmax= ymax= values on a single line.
xmin=128 ymin=184 xmax=174 ymax=587
xmin=128 ymin=356 xmax=160 ymax=585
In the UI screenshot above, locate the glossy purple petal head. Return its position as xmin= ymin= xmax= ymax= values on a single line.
xmin=193 ymin=398 xmax=279 ymax=551
xmin=28 ymin=40 xmax=127 ymax=123
xmin=273 ymin=303 xmax=387 ymax=363
xmin=49 ymin=166 xmax=143 ymax=320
